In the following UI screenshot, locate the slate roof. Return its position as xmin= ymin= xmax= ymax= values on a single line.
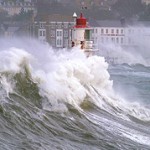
xmin=89 ymin=19 xmax=150 ymax=28
xmin=35 ymin=14 xmax=73 ymax=22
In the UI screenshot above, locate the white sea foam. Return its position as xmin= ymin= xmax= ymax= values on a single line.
xmin=0 ymin=47 xmax=32 ymax=73
xmin=0 ymin=39 xmax=150 ymax=121
xmin=33 ymin=48 xmax=113 ymax=107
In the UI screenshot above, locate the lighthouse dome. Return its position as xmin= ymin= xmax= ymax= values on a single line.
xmin=75 ymin=13 xmax=88 ymax=28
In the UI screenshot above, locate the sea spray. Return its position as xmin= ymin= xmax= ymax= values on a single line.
xmin=0 ymin=39 xmax=150 ymax=149
xmin=0 ymin=47 xmax=32 ymax=73
xmin=32 ymin=51 xmax=113 ymax=108
xmin=0 ymin=38 xmax=149 ymax=121
xmin=98 ymin=43 xmax=149 ymax=65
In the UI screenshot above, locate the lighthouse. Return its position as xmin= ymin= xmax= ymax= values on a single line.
xmin=71 ymin=13 xmax=96 ymax=57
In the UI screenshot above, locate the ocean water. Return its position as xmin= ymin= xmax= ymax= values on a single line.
xmin=0 ymin=39 xmax=150 ymax=150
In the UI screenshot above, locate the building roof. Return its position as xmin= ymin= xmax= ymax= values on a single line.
xmin=48 ymin=14 xmax=73 ymax=22
xmin=96 ymin=20 xmax=125 ymax=27
xmin=35 ymin=14 xmax=74 ymax=22
xmin=89 ymin=19 xmax=150 ymax=28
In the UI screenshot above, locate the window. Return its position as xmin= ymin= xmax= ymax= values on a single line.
xmin=56 ymin=29 xmax=63 ymax=47
xmin=106 ymin=29 xmax=108 ymax=34
xmin=56 ymin=39 xmax=62 ymax=46
xmin=111 ymin=37 xmax=114 ymax=42
xmin=57 ymin=31 xmax=62 ymax=36
xmin=116 ymin=37 xmax=119 ymax=43
xmin=40 ymin=30 xmax=42 ymax=36
xmin=116 ymin=29 xmax=119 ymax=34
xmin=95 ymin=29 xmax=98 ymax=33
xmin=111 ymin=29 xmax=114 ymax=34
xmin=43 ymin=30 xmax=46 ymax=36
xmin=121 ymin=29 xmax=123 ymax=34
xmin=56 ymin=39 xmax=59 ymax=45
xmin=56 ymin=30 xmax=63 ymax=37
xmin=121 ymin=37 xmax=124 ymax=44
xmin=101 ymin=29 xmax=104 ymax=34
xmin=39 ymin=29 xmax=46 ymax=37
xmin=64 ymin=30 xmax=68 ymax=37
xmin=95 ymin=37 xmax=97 ymax=43
xmin=39 ymin=22 xmax=45 ymax=28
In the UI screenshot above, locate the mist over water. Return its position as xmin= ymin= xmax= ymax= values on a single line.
xmin=98 ymin=44 xmax=148 ymax=65
xmin=97 ymin=34 xmax=150 ymax=106
xmin=97 ymin=31 xmax=150 ymax=66
xmin=0 ymin=38 xmax=150 ymax=149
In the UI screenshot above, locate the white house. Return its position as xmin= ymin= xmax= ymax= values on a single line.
xmin=90 ymin=20 xmax=126 ymax=48
xmin=90 ymin=19 xmax=150 ymax=48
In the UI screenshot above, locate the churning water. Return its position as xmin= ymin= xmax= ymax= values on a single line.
xmin=0 ymin=38 xmax=150 ymax=150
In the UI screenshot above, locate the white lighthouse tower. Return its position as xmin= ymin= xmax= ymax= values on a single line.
xmin=71 ymin=13 xmax=95 ymax=57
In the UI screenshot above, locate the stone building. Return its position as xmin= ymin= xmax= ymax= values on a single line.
xmin=33 ymin=14 xmax=75 ymax=48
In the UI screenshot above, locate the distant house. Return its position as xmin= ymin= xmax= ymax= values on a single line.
xmin=89 ymin=18 xmax=150 ymax=48
xmin=0 ymin=1 xmax=37 ymax=16
xmin=90 ymin=19 xmax=126 ymax=48
xmin=33 ymin=14 xmax=75 ymax=48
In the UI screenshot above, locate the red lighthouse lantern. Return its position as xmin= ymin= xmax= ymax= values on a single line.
xmin=75 ymin=13 xmax=88 ymax=28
